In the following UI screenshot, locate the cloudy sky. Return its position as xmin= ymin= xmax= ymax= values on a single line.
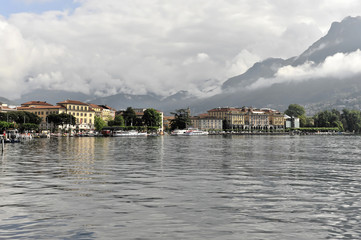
xmin=1 ymin=0 xmax=361 ymax=100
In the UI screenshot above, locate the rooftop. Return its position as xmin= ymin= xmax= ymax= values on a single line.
xmin=21 ymin=101 xmax=53 ymax=107
xmin=57 ymin=100 xmax=88 ymax=106
xmin=18 ymin=106 xmax=65 ymax=110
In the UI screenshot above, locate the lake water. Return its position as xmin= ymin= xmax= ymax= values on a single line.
xmin=1 ymin=135 xmax=361 ymax=239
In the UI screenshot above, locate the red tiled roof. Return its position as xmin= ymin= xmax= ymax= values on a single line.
xmin=98 ymin=105 xmax=116 ymax=111
xmin=0 ymin=106 xmax=17 ymax=111
xmin=88 ymin=103 xmax=102 ymax=110
xmin=198 ymin=113 xmax=209 ymax=117
xmin=21 ymin=101 xmax=53 ymax=106
xmin=18 ymin=106 xmax=65 ymax=110
xmin=57 ymin=100 xmax=88 ymax=106
xmin=163 ymin=116 xmax=174 ymax=120
xmin=208 ymin=107 xmax=238 ymax=112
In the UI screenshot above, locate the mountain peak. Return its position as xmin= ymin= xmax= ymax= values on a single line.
xmin=293 ymin=16 xmax=361 ymax=65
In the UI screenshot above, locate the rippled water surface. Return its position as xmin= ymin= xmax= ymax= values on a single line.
xmin=1 ymin=135 xmax=361 ymax=239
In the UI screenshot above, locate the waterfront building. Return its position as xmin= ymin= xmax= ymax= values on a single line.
xmin=285 ymin=115 xmax=300 ymax=128
xmin=262 ymin=108 xmax=285 ymax=130
xmin=21 ymin=101 xmax=53 ymax=108
xmin=243 ymin=108 xmax=270 ymax=130
xmin=18 ymin=103 xmax=66 ymax=130
xmin=88 ymin=104 xmax=116 ymax=123
xmin=98 ymin=105 xmax=116 ymax=122
xmin=207 ymin=107 xmax=245 ymax=130
xmin=190 ymin=114 xmax=223 ymax=130
xmin=163 ymin=116 xmax=174 ymax=131
xmin=88 ymin=104 xmax=103 ymax=117
xmin=57 ymin=100 xmax=95 ymax=130
xmin=0 ymin=104 xmax=17 ymax=113
xmin=225 ymin=110 xmax=245 ymax=130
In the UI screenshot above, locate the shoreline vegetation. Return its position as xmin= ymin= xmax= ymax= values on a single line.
xmin=2 ymin=104 xmax=361 ymax=138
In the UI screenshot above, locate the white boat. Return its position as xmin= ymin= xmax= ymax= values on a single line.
xmin=183 ymin=128 xmax=209 ymax=136
xmin=170 ymin=129 xmax=187 ymax=136
xmin=113 ymin=130 xmax=147 ymax=137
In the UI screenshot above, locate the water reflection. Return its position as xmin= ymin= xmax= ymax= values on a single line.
xmin=0 ymin=136 xmax=361 ymax=239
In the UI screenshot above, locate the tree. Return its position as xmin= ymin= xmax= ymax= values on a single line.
xmin=24 ymin=112 xmax=42 ymax=124
xmin=108 ymin=115 xmax=125 ymax=127
xmin=142 ymin=108 xmax=161 ymax=129
xmin=285 ymin=104 xmax=305 ymax=117
xmin=47 ymin=113 xmax=76 ymax=132
xmin=60 ymin=113 xmax=76 ymax=127
xmin=313 ymin=109 xmax=343 ymax=131
xmin=305 ymin=116 xmax=314 ymax=127
xmin=123 ymin=107 xmax=137 ymax=126
xmin=94 ymin=116 xmax=107 ymax=131
xmin=0 ymin=111 xmax=41 ymax=124
xmin=19 ymin=123 xmax=39 ymax=132
xmin=341 ymin=109 xmax=361 ymax=132
xmin=0 ymin=121 xmax=12 ymax=130
xmin=47 ymin=113 xmax=62 ymax=130
xmin=285 ymin=104 xmax=307 ymax=127
xmin=114 ymin=115 xmax=124 ymax=126
xmin=222 ymin=119 xmax=231 ymax=130
xmin=170 ymin=108 xmax=190 ymax=130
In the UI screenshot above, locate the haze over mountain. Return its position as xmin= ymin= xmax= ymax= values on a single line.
xmin=3 ymin=16 xmax=361 ymax=115
xmin=92 ymin=16 xmax=361 ymax=114
xmin=205 ymin=16 xmax=361 ymax=115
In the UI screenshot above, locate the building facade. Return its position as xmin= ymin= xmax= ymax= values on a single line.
xmin=98 ymin=105 xmax=116 ymax=122
xmin=207 ymin=107 xmax=286 ymax=130
xmin=57 ymin=100 xmax=95 ymax=130
xmin=0 ymin=104 xmax=17 ymax=113
xmin=190 ymin=115 xmax=223 ymax=130
xmin=18 ymin=102 xmax=66 ymax=130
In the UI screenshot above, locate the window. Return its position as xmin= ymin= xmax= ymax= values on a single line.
xmin=81 ymin=113 xmax=83 ymax=116
xmin=77 ymin=113 xmax=79 ymax=116
xmin=81 ymin=106 xmax=83 ymax=111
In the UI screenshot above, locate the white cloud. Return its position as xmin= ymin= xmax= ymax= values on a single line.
xmin=248 ymin=50 xmax=361 ymax=90
xmin=226 ymin=50 xmax=261 ymax=78
xmin=17 ymin=0 xmax=54 ymax=3
xmin=1 ymin=0 xmax=361 ymax=99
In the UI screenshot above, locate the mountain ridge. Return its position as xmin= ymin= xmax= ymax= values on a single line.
xmin=3 ymin=16 xmax=361 ymax=115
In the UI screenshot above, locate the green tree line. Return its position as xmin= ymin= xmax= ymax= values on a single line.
xmin=285 ymin=104 xmax=361 ymax=133
xmin=94 ymin=107 xmax=162 ymax=132
xmin=0 ymin=111 xmax=42 ymax=132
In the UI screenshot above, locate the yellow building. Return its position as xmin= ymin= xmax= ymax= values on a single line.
xmin=208 ymin=107 xmax=245 ymax=129
xmin=244 ymin=109 xmax=269 ymax=130
xmin=190 ymin=114 xmax=223 ymax=130
xmin=0 ymin=103 xmax=17 ymax=113
xmin=88 ymin=104 xmax=102 ymax=117
xmin=88 ymin=104 xmax=116 ymax=123
xmin=18 ymin=101 xmax=66 ymax=129
xmin=98 ymin=105 xmax=116 ymax=122
xmin=264 ymin=109 xmax=285 ymax=130
xmin=57 ymin=100 xmax=95 ymax=130
xmin=21 ymin=101 xmax=53 ymax=108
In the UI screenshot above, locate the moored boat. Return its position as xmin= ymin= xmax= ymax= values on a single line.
xmin=183 ymin=128 xmax=209 ymax=136
xmin=113 ymin=130 xmax=147 ymax=137
xmin=170 ymin=129 xmax=187 ymax=136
